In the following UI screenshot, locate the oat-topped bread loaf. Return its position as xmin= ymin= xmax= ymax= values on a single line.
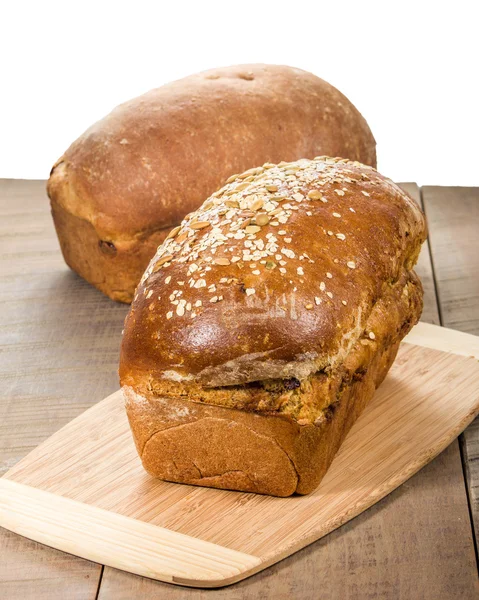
xmin=47 ymin=64 xmax=376 ymax=303
xmin=120 ymin=157 xmax=426 ymax=497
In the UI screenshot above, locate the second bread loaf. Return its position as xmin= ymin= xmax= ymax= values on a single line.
xmin=47 ymin=64 xmax=376 ymax=302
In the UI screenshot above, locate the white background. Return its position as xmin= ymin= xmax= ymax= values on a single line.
xmin=1 ymin=1 xmax=477 ymax=185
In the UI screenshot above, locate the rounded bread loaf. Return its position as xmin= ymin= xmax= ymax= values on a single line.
xmin=47 ymin=64 xmax=376 ymax=302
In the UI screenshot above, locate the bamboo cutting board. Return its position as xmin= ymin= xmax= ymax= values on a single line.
xmin=1 ymin=322 xmax=479 ymax=588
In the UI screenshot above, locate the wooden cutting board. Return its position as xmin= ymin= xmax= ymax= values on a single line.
xmin=1 ymin=322 xmax=479 ymax=589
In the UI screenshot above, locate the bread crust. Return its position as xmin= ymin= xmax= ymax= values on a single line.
xmin=47 ymin=64 xmax=376 ymax=302
xmin=51 ymin=197 xmax=170 ymax=302
xmin=120 ymin=157 xmax=426 ymax=496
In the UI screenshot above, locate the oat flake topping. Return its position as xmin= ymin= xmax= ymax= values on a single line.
xmin=139 ymin=156 xmax=379 ymax=320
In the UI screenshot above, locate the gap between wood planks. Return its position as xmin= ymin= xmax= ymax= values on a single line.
xmin=94 ymin=566 xmax=105 ymax=600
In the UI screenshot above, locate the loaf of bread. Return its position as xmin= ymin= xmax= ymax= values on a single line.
xmin=47 ymin=64 xmax=376 ymax=303
xmin=119 ymin=157 xmax=426 ymax=497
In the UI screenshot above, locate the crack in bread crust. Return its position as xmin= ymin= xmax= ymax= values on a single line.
xmin=50 ymin=198 xmax=172 ymax=303
xmin=132 ymin=268 xmax=422 ymax=424
xmin=123 ymin=335 xmax=401 ymax=496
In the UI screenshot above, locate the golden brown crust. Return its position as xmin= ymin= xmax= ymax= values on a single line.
xmin=119 ymin=158 xmax=426 ymax=387
xmin=47 ymin=64 xmax=376 ymax=302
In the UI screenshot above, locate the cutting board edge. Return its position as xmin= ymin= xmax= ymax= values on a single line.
xmin=406 ymin=321 xmax=479 ymax=359
xmin=0 ymin=478 xmax=263 ymax=588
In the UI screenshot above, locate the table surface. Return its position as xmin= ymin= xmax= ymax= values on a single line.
xmin=0 ymin=180 xmax=478 ymax=599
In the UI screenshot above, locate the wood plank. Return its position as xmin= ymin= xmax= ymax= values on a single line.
xmin=0 ymin=180 xmax=129 ymax=474
xmin=422 ymin=186 xmax=479 ymax=334
xmin=422 ymin=185 xmax=479 ymax=543
xmin=0 ymin=179 xmax=123 ymax=599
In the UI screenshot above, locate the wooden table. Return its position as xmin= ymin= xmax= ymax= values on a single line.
xmin=1 ymin=180 xmax=478 ymax=599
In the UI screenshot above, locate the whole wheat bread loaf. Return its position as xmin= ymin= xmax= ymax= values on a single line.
xmin=120 ymin=157 xmax=426 ymax=496
xmin=47 ymin=64 xmax=376 ymax=302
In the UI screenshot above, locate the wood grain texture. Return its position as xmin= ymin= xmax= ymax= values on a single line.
xmin=2 ymin=334 xmax=479 ymax=589
xmin=1 ymin=180 xmax=478 ymax=598
xmin=0 ymin=179 xmax=128 ymax=475
xmin=423 ymin=185 xmax=479 ymax=543
xmin=404 ymin=320 xmax=479 ymax=357
xmin=423 ymin=187 xmax=479 ymax=333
